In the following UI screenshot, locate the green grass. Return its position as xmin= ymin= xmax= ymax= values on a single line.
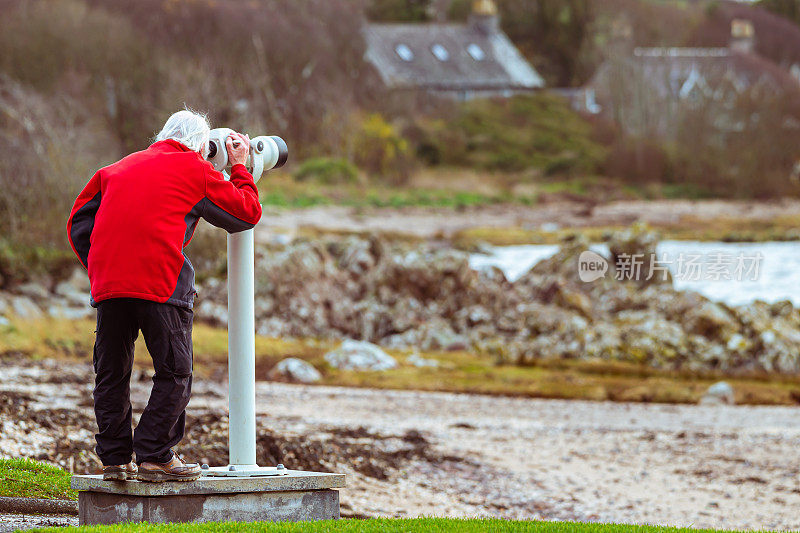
xmin=30 ymin=518 xmax=774 ymax=532
xmin=324 ymin=350 xmax=800 ymax=405
xmin=258 ymin=171 xmax=526 ymax=209
xmin=0 ymin=458 xmax=76 ymax=500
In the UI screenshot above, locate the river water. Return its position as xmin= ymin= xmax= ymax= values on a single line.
xmin=469 ymin=241 xmax=800 ymax=307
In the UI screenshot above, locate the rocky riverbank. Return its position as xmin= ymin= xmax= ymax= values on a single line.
xmin=196 ymin=228 xmax=800 ymax=374
xmin=3 ymin=226 xmax=800 ymax=374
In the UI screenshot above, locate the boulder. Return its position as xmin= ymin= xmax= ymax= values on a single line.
xmin=368 ymin=248 xmax=475 ymax=303
xmin=381 ymin=318 xmax=470 ymax=352
xmin=268 ymin=358 xmax=322 ymax=383
xmin=683 ymin=301 xmax=738 ymax=341
xmin=9 ymin=295 xmax=43 ymax=319
xmin=324 ymin=339 xmax=398 ymax=371
xmin=608 ymin=223 xmax=669 ymax=285
xmin=416 ymin=318 xmax=469 ymax=351
xmin=17 ymin=282 xmax=50 ymax=302
xmin=196 ymin=300 xmax=228 ymax=326
xmin=616 ymin=310 xmax=689 ymax=366
xmin=335 ymin=236 xmax=379 ymax=276
xmin=554 ymin=283 xmax=593 ymax=318
xmin=755 ymin=321 xmax=800 ymax=373
xmin=528 ymin=235 xmax=592 ymax=284
xmin=55 ymin=268 xmax=90 ymax=295
xmin=406 ymin=353 xmax=440 ymax=367
xmin=257 ymin=317 xmax=290 ymax=338
xmin=770 ymin=300 xmax=794 ymax=317
xmin=584 ymin=322 xmax=624 ymax=360
xmin=54 ymin=274 xmax=91 ymax=306
xmin=47 ymin=304 xmax=93 ymax=320
xmin=700 ymin=381 xmax=735 ymax=405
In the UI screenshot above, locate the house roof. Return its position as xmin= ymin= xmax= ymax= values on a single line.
xmin=591 ymin=47 xmax=799 ymax=101
xmin=363 ymin=22 xmax=544 ymax=91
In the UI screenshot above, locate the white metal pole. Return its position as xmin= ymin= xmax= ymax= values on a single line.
xmin=227 ymin=228 xmax=257 ymax=467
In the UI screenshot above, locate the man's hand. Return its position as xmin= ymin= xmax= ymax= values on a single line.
xmin=226 ymin=132 xmax=251 ymax=167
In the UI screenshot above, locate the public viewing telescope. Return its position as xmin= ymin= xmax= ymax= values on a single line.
xmin=203 ymin=128 xmax=288 ymax=477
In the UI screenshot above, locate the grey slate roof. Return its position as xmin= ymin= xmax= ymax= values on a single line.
xmin=363 ymin=22 xmax=544 ymax=91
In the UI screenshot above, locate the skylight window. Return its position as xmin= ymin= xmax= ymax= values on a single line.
xmin=395 ymin=44 xmax=414 ymax=61
xmin=467 ymin=43 xmax=485 ymax=61
xmin=431 ymin=43 xmax=450 ymax=61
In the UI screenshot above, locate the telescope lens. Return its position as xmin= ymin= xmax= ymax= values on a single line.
xmin=269 ymin=136 xmax=289 ymax=169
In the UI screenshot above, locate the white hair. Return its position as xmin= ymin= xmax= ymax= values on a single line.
xmin=155 ymin=108 xmax=211 ymax=157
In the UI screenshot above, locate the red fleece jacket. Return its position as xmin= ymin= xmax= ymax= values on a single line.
xmin=67 ymin=139 xmax=262 ymax=308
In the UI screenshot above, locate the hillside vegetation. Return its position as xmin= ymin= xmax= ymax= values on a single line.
xmin=1 ymin=0 xmax=800 ymax=285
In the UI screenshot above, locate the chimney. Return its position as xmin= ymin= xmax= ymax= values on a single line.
xmin=469 ymin=0 xmax=499 ymax=35
xmin=730 ymin=19 xmax=755 ymax=54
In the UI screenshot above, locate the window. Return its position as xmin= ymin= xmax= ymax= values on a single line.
xmin=467 ymin=43 xmax=485 ymax=61
xmin=431 ymin=43 xmax=450 ymax=61
xmin=395 ymin=44 xmax=414 ymax=61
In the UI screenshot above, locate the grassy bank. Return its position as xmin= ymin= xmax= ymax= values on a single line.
xmin=5 ymin=316 xmax=800 ymax=406
xmin=31 ymin=518 xmax=781 ymax=532
xmin=451 ymin=214 xmax=800 ymax=249
xmin=0 ymin=458 xmax=76 ymax=500
xmin=258 ymin=170 xmax=727 ymax=211
xmin=260 ymin=169 xmax=529 ymax=209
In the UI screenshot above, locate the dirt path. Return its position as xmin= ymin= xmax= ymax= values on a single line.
xmin=3 ymin=359 xmax=800 ymax=530
xmin=255 ymin=199 xmax=800 ymax=240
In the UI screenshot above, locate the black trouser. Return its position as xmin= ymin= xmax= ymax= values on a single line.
xmin=93 ymin=298 xmax=193 ymax=466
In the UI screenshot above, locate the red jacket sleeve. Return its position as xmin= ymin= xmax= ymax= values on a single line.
xmin=67 ymin=171 xmax=103 ymax=269
xmin=202 ymin=163 xmax=263 ymax=233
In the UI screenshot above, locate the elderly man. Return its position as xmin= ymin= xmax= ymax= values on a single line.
xmin=67 ymin=110 xmax=262 ymax=482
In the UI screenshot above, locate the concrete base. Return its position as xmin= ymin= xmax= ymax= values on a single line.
xmin=72 ymin=471 xmax=345 ymax=526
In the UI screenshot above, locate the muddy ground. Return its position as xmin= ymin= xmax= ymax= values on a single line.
xmin=2 ymin=357 xmax=800 ymax=530
xmin=254 ymin=199 xmax=800 ymax=241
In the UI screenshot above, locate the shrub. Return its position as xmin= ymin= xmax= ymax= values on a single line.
xmin=366 ymin=0 xmax=432 ymax=21
xmin=0 ymin=241 xmax=75 ymax=288
xmin=349 ymin=113 xmax=414 ymax=185
xmin=413 ymin=93 xmax=607 ymax=176
xmin=294 ymin=157 xmax=359 ymax=184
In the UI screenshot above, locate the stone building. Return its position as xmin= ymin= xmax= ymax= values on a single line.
xmin=581 ymin=20 xmax=800 ymax=138
xmin=362 ymin=0 xmax=544 ymax=100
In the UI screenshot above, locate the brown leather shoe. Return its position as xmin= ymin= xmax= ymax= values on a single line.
xmin=137 ymin=454 xmax=201 ymax=482
xmin=102 ymin=462 xmax=137 ymax=481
